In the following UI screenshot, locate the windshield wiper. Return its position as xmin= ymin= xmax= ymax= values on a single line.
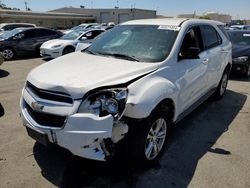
xmin=98 ymin=52 xmax=140 ymax=62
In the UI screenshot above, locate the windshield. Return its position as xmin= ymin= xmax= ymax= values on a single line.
xmin=61 ymin=30 xmax=84 ymax=40
xmin=228 ymin=31 xmax=250 ymax=46
xmin=0 ymin=28 xmax=26 ymax=40
xmin=85 ymin=25 xmax=178 ymax=63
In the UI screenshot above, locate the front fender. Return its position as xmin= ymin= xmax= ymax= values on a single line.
xmin=124 ymin=76 xmax=177 ymax=119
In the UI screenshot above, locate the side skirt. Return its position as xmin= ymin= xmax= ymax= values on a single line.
xmin=175 ymin=88 xmax=216 ymax=124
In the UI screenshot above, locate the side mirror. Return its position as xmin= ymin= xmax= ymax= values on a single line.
xmin=179 ymin=47 xmax=200 ymax=60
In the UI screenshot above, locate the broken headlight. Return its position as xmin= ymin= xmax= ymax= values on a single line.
xmin=78 ymin=88 xmax=128 ymax=120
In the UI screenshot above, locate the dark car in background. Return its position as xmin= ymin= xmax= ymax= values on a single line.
xmin=0 ymin=23 xmax=36 ymax=35
xmin=0 ymin=27 xmax=63 ymax=60
xmin=227 ymin=30 xmax=250 ymax=77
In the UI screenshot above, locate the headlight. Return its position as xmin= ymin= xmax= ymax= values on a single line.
xmin=78 ymin=88 xmax=128 ymax=120
xmin=233 ymin=56 xmax=248 ymax=63
xmin=51 ymin=44 xmax=62 ymax=48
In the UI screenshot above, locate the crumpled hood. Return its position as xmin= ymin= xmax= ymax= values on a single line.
xmin=27 ymin=52 xmax=159 ymax=99
xmin=232 ymin=44 xmax=250 ymax=58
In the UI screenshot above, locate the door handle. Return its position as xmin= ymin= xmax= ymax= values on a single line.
xmin=202 ymin=58 xmax=209 ymax=65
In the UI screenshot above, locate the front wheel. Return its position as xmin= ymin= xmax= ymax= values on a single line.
xmin=121 ymin=111 xmax=170 ymax=164
xmin=212 ymin=69 xmax=229 ymax=100
xmin=2 ymin=48 xmax=15 ymax=60
xmin=62 ymin=46 xmax=75 ymax=55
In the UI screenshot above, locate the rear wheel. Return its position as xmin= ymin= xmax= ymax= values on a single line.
xmin=2 ymin=48 xmax=15 ymax=60
xmin=62 ymin=46 xmax=75 ymax=55
xmin=212 ymin=69 xmax=229 ymax=100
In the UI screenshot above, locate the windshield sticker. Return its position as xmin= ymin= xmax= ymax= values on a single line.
xmin=243 ymin=34 xmax=250 ymax=37
xmin=158 ymin=25 xmax=180 ymax=31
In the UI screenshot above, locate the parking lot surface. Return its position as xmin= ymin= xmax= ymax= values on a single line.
xmin=0 ymin=58 xmax=250 ymax=188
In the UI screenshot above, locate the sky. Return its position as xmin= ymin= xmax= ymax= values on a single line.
xmin=1 ymin=0 xmax=250 ymax=19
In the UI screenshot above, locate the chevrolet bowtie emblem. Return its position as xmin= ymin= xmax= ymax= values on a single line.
xmin=31 ymin=101 xmax=44 ymax=112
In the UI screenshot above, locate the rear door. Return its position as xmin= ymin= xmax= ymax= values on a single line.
xmin=200 ymin=25 xmax=225 ymax=90
xmin=176 ymin=26 xmax=209 ymax=112
xmin=34 ymin=29 xmax=59 ymax=49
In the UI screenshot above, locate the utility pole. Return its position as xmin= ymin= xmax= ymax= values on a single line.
xmin=24 ymin=1 xmax=28 ymax=11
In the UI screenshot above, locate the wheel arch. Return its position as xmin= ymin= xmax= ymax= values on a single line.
xmin=151 ymin=98 xmax=175 ymax=122
xmin=63 ymin=45 xmax=75 ymax=51
xmin=124 ymin=75 xmax=178 ymax=121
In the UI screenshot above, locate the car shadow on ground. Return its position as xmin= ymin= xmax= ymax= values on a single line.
xmin=0 ymin=103 xmax=4 ymax=118
xmin=42 ymin=58 xmax=53 ymax=62
xmin=33 ymin=89 xmax=247 ymax=188
xmin=0 ymin=69 xmax=10 ymax=78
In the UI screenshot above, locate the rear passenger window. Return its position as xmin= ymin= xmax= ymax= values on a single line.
xmin=200 ymin=25 xmax=222 ymax=49
xmin=35 ymin=29 xmax=51 ymax=37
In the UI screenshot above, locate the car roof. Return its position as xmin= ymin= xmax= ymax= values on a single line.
xmin=122 ymin=18 xmax=224 ymax=27
xmin=122 ymin=18 xmax=187 ymax=26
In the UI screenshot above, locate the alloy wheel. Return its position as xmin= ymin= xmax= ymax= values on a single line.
xmin=2 ymin=49 xmax=14 ymax=60
xmin=145 ymin=118 xmax=167 ymax=160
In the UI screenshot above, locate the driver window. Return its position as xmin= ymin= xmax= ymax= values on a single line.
xmin=180 ymin=26 xmax=202 ymax=57
xmin=14 ymin=33 xmax=25 ymax=39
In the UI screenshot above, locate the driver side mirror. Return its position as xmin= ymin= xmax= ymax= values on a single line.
xmin=179 ymin=47 xmax=200 ymax=60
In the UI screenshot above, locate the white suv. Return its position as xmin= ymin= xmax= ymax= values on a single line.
xmin=20 ymin=18 xmax=232 ymax=163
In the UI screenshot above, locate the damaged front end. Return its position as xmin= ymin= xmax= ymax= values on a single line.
xmin=20 ymin=85 xmax=129 ymax=161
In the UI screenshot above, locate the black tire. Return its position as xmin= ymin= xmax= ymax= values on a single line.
xmin=1 ymin=48 xmax=15 ymax=60
xmin=62 ymin=46 xmax=75 ymax=55
xmin=120 ymin=109 xmax=171 ymax=165
xmin=243 ymin=64 xmax=250 ymax=78
xmin=212 ymin=68 xmax=229 ymax=100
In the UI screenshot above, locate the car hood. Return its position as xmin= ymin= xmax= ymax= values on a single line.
xmin=232 ymin=44 xmax=250 ymax=58
xmin=41 ymin=39 xmax=76 ymax=48
xmin=27 ymin=52 xmax=159 ymax=99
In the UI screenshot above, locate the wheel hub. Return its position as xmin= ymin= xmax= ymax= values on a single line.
xmin=145 ymin=118 xmax=167 ymax=160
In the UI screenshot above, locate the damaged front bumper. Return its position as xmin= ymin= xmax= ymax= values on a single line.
xmin=20 ymin=96 xmax=128 ymax=161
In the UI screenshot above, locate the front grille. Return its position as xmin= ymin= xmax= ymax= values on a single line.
xmin=25 ymin=101 xmax=66 ymax=128
xmin=26 ymin=82 xmax=73 ymax=104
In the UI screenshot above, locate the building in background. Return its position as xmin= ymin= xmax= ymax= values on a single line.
xmin=50 ymin=8 xmax=157 ymax=24
xmin=0 ymin=8 xmax=95 ymax=29
xmin=204 ymin=12 xmax=231 ymax=23
xmin=177 ymin=14 xmax=198 ymax=19
xmin=178 ymin=12 xmax=232 ymax=23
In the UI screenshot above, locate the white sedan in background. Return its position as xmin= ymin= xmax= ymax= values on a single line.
xmin=63 ymin=23 xmax=100 ymax=34
xmin=40 ymin=29 xmax=105 ymax=59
